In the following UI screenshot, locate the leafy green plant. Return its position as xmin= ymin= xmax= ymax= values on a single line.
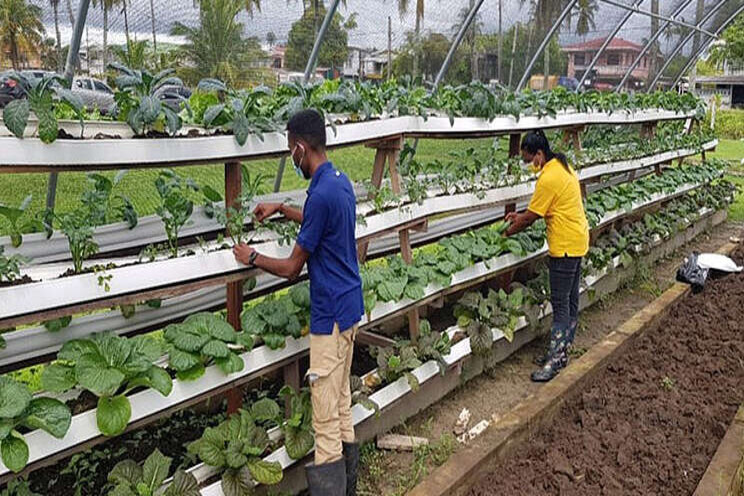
xmin=40 ymin=332 xmax=172 ymax=436
xmin=0 ymin=376 xmax=72 ymax=472
xmin=205 ymin=170 xmax=270 ymax=246
xmin=106 ymin=448 xmax=200 ymax=496
xmin=0 ymin=478 xmax=40 ymax=496
xmin=197 ymin=79 xmax=277 ymax=146
xmin=278 ymin=386 xmax=314 ymax=460
xmin=454 ymin=288 xmax=527 ymax=357
xmin=187 ymin=409 xmax=283 ymax=495
xmin=0 ymin=247 xmax=26 ymax=283
xmin=240 ymin=283 xmax=310 ymax=350
xmin=57 ymin=209 xmax=99 ymax=274
xmin=2 ymin=71 xmax=84 ymax=143
xmin=83 ymin=172 xmax=137 ymax=229
xmin=0 ymin=195 xmax=45 ymax=247
xmin=110 ymin=64 xmax=187 ymax=136
xmin=164 ymin=312 xmax=253 ymax=381
xmin=350 ymin=375 xmax=379 ymax=414
xmin=154 ymin=170 xmax=200 ymax=257
xmin=370 ymin=344 xmax=422 ymax=391
xmin=414 ymin=320 xmax=452 ymax=374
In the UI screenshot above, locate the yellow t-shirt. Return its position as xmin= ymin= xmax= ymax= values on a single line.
xmin=527 ymin=158 xmax=589 ymax=258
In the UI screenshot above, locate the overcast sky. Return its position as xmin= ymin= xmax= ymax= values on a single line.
xmin=31 ymin=0 xmax=718 ymax=54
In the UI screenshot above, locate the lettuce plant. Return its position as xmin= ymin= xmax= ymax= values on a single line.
xmin=40 ymin=332 xmax=172 ymax=436
xmin=0 ymin=195 xmax=45 ymax=247
xmin=2 ymin=71 xmax=84 ymax=143
xmin=0 ymin=246 xmax=26 ymax=283
xmin=110 ymin=64 xmax=187 ymax=136
xmin=240 ymin=283 xmax=311 ymax=350
xmin=164 ymin=312 xmax=254 ymax=381
xmin=0 ymin=376 xmax=71 ymax=472
xmin=154 ymin=170 xmax=200 ymax=257
xmin=197 ymin=79 xmax=277 ymax=146
xmin=187 ymin=409 xmax=283 ymax=495
xmin=107 ymin=448 xmax=199 ymax=496
xmin=278 ymin=386 xmax=314 ymax=460
xmin=454 ymin=288 xmax=527 ymax=355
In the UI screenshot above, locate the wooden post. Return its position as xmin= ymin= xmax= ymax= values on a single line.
xmin=357 ymin=140 xmax=397 ymax=263
xmin=508 ymin=133 xmax=521 ymax=157
xmin=283 ymin=359 xmax=301 ymax=417
xmin=499 ymin=133 xmax=522 ymax=290
xmin=225 ymin=161 xmax=243 ymax=415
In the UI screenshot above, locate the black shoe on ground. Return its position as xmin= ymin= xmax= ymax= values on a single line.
xmin=343 ymin=442 xmax=359 ymax=496
xmin=531 ymin=350 xmax=567 ymax=382
xmin=306 ymin=458 xmax=347 ymax=496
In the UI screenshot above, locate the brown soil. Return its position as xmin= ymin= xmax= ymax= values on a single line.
xmin=358 ymin=221 xmax=742 ymax=496
xmin=0 ymin=275 xmax=34 ymax=288
xmin=468 ymin=244 xmax=744 ymax=495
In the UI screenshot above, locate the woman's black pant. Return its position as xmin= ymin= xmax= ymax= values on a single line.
xmin=548 ymin=256 xmax=582 ymax=345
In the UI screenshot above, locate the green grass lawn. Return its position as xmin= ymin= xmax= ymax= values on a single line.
xmin=0 ymin=137 xmax=502 ymax=236
xmin=706 ymin=138 xmax=744 ymax=164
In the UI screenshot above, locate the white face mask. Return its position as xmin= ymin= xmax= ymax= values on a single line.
xmin=291 ymin=144 xmax=306 ymax=178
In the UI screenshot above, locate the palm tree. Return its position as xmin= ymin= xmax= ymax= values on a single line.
xmin=171 ymin=0 xmax=265 ymax=86
xmin=51 ymin=0 xmax=63 ymax=71
xmin=92 ymin=0 xmax=118 ymax=75
xmin=121 ymin=0 xmax=131 ymax=52
xmin=66 ymin=0 xmax=74 ymax=26
xmin=266 ymin=30 xmax=276 ymax=49
xmin=111 ymin=39 xmax=148 ymax=68
xmin=149 ymin=0 xmax=157 ymax=55
xmin=396 ymin=0 xmax=425 ymax=76
xmin=0 ymin=0 xmax=45 ymax=70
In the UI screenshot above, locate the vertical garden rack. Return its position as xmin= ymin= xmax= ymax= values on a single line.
xmin=0 ymin=106 xmax=720 ymax=485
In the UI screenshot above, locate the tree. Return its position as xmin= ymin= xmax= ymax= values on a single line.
xmin=397 ymin=0 xmax=425 ymax=76
xmin=710 ymin=13 xmax=744 ymax=68
xmin=284 ymin=3 xmax=353 ymax=72
xmin=393 ymin=31 xmax=453 ymax=82
xmin=51 ymin=0 xmax=63 ymax=71
xmin=92 ymin=0 xmax=118 ymax=75
xmin=171 ymin=0 xmax=267 ymax=86
xmin=266 ymin=31 xmax=276 ymax=48
xmin=111 ymin=39 xmax=149 ymax=69
xmin=0 ymin=0 xmax=45 ymax=70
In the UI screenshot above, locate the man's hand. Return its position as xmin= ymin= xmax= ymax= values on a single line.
xmin=233 ymin=243 xmax=256 ymax=265
xmin=253 ymin=202 xmax=283 ymax=222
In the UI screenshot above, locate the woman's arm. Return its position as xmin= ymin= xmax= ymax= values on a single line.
xmin=505 ymin=210 xmax=541 ymax=236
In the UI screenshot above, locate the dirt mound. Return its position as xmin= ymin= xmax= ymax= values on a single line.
xmin=469 ymin=245 xmax=744 ymax=496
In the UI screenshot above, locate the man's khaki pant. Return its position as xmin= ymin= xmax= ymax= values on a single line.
xmin=308 ymin=323 xmax=357 ymax=465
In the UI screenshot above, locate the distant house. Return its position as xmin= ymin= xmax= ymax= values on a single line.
xmin=1 ymin=45 xmax=43 ymax=70
xmin=562 ymin=37 xmax=658 ymax=90
xmin=343 ymin=47 xmax=388 ymax=80
xmin=271 ymin=45 xmax=286 ymax=70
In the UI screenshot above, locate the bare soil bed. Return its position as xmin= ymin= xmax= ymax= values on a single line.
xmin=468 ymin=244 xmax=744 ymax=496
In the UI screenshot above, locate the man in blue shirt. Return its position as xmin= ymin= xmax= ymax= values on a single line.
xmin=233 ymin=109 xmax=363 ymax=496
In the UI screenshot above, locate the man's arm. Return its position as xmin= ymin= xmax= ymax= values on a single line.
xmin=505 ymin=210 xmax=541 ymax=236
xmin=254 ymin=202 xmax=303 ymax=223
xmin=233 ymin=243 xmax=309 ymax=280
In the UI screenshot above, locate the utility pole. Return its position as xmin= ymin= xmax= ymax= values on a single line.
xmin=508 ymin=22 xmax=518 ymax=88
xmin=497 ymin=0 xmax=502 ymax=83
xmin=388 ymin=16 xmax=392 ymax=80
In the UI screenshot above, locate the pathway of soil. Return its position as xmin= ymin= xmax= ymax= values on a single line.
xmin=468 ymin=241 xmax=744 ymax=495
xmin=358 ymin=222 xmax=742 ymax=496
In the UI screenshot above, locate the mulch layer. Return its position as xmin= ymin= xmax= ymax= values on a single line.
xmin=469 ymin=246 xmax=744 ymax=496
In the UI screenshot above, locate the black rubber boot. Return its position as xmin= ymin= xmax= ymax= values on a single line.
xmin=343 ymin=442 xmax=359 ymax=496
xmin=535 ymin=321 xmax=577 ymax=367
xmin=306 ymin=458 xmax=347 ymax=496
xmin=531 ymin=326 xmax=568 ymax=383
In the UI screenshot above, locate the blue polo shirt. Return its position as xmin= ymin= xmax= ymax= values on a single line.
xmin=296 ymin=162 xmax=364 ymax=335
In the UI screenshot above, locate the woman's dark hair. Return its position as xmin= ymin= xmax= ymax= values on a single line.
xmin=520 ymin=130 xmax=569 ymax=170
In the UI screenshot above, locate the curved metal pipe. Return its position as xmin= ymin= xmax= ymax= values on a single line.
xmin=575 ymin=0 xmax=644 ymax=91
xmin=649 ymin=0 xmax=731 ymax=91
xmin=435 ymin=0 xmax=486 ymax=87
xmin=516 ymin=0 xmax=579 ymax=91
xmin=303 ymin=0 xmax=342 ymax=82
xmin=671 ymin=3 xmax=744 ymax=88
xmin=616 ymin=0 xmax=695 ymax=91
xmin=599 ymin=0 xmax=718 ymax=37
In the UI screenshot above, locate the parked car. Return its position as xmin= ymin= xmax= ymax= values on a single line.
xmin=71 ymin=77 xmax=115 ymax=115
xmin=0 ymin=70 xmax=54 ymax=108
xmin=154 ymin=84 xmax=192 ymax=113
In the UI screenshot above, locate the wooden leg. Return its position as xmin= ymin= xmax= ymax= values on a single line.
xmin=283 ymin=360 xmax=301 ymax=417
xmin=226 ymin=388 xmax=242 ymax=415
xmin=509 ymin=133 xmax=521 ymax=158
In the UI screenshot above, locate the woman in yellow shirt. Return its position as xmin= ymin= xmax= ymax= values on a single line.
xmin=506 ymin=130 xmax=590 ymax=382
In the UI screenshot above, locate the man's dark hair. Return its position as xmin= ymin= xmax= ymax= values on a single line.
xmin=287 ymin=109 xmax=326 ymax=150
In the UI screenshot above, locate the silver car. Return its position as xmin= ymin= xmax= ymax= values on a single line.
xmin=72 ymin=77 xmax=115 ymax=115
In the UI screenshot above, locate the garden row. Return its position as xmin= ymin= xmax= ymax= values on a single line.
xmin=2 ymin=73 xmax=703 ymax=146
xmin=15 ymin=176 xmax=732 ymax=496
xmin=0 ymin=135 xmax=718 ymax=370
xmin=0 ymin=160 xmax=729 ymax=484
